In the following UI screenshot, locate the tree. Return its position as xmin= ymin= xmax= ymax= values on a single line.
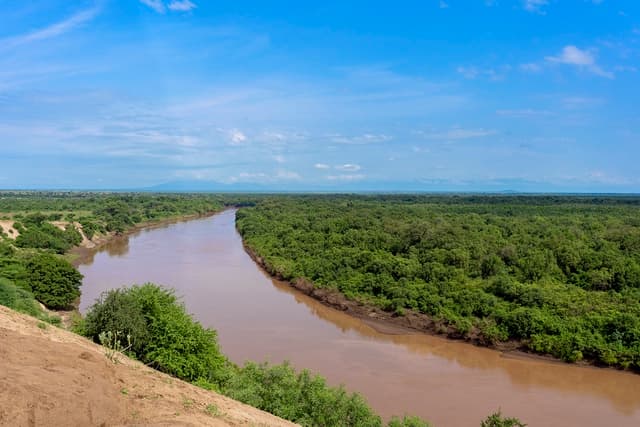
xmin=25 ymin=253 xmax=83 ymax=309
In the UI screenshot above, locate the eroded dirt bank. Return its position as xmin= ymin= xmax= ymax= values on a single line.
xmin=0 ymin=305 xmax=297 ymax=427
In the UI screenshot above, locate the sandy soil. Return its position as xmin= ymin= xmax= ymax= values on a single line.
xmin=0 ymin=220 xmax=18 ymax=239
xmin=0 ymin=306 xmax=297 ymax=427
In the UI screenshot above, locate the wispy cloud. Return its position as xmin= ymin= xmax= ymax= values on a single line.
xmin=140 ymin=0 xmax=166 ymax=13
xmin=418 ymin=128 xmax=498 ymax=140
xmin=523 ymin=0 xmax=548 ymax=14
xmin=496 ymin=109 xmax=553 ymax=118
xmin=457 ymin=65 xmax=511 ymax=81
xmin=519 ymin=63 xmax=542 ymax=73
xmin=314 ymin=163 xmax=330 ymax=169
xmin=335 ymin=164 xmax=361 ymax=172
xmin=0 ymin=7 xmax=99 ymax=49
xmin=326 ymin=174 xmax=365 ymax=181
xmin=141 ymin=0 xmax=197 ymax=13
xmin=168 ymin=1 xmax=197 ymax=12
xmin=545 ymin=45 xmax=614 ymax=78
xmin=331 ymin=133 xmax=392 ymax=145
xmin=276 ymin=170 xmax=302 ymax=180
xmin=227 ymin=129 xmax=247 ymax=145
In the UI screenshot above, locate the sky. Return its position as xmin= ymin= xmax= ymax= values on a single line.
xmin=0 ymin=0 xmax=639 ymax=192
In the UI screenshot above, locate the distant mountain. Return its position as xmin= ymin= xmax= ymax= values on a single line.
xmin=126 ymin=178 xmax=639 ymax=194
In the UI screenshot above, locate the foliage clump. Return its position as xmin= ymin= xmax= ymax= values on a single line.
xmin=84 ymin=284 xmax=228 ymax=383
xmin=24 ymin=253 xmax=83 ymax=309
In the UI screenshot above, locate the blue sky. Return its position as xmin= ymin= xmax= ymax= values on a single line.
xmin=0 ymin=0 xmax=639 ymax=191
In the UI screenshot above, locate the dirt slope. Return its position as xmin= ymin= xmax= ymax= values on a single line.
xmin=0 ymin=306 xmax=297 ymax=427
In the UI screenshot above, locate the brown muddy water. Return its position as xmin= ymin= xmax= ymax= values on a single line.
xmin=78 ymin=209 xmax=640 ymax=427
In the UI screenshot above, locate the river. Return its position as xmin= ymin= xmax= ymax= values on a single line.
xmin=78 ymin=209 xmax=640 ymax=427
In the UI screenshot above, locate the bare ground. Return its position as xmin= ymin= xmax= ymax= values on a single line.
xmin=0 ymin=220 xmax=18 ymax=239
xmin=0 ymin=306 xmax=297 ymax=427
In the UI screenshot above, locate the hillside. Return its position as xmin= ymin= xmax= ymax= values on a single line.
xmin=0 ymin=305 xmax=297 ymax=427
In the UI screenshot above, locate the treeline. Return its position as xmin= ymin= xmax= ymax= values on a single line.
xmin=1 ymin=192 xmax=226 ymax=236
xmin=236 ymin=195 xmax=640 ymax=369
xmin=0 ymin=192 xmax=225 ymax=316
xmin=79 ymin=283 xmax=523 ymax=427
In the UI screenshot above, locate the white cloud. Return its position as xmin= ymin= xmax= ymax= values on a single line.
xmin=168 ymin=0 xmax=197 ymax=11
xmin=314 ymin=163 xmax=330 ymax=169
xmin=335 ymin=164 xmax=361 ymax=172
xmin=523 ymin=0 xmax=548 ymax=13
xmin=331 ymin=133 xmax=392 ymax=145
xmin=545 ymin=45 xmax=614 ymax=78
xmin=273 ymin=154 xmax=285 ymax=163
xmin=418 ymin=128 xmax=497 ymax=140
xmin=496 ymin=109 xmax=553 ymax=118
xmin=520 ymin=63 xmax=542 ymax=73
xmin=326 ymin=174 xmax=365 ymax=181
xmin=561 ymin=96 xmax=604 ymax=109
xmin=229 ymin=169 xmax=301 ymax=182
xmin=140 ymin=0 xmax=166 ymax=13
xmin=228 ymin=129 xmax=247 ymax=145
xmin=0 ymin=7 xmax=99 ymax=49
xmin=457 ymin=65 xmax=511 ymax=81
xmin=412 ymin=146 xmax=430 ymax=153
xmin=439 ymin=1 xmax=449 ymax=9
xmin=276 ymin=170 xmax=301 ymax=180
xmin=546 ymin=45 xmax=594 ymax=66
xmin=228 ymin=172 xmax=268 ymax=183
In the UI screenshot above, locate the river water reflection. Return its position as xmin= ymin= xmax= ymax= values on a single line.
xmin=78 ymin=210 xmax=640 ymax=426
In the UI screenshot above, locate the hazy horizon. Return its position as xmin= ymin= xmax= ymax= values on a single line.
xmin=1 ymin=1 xmax=638 ymax=192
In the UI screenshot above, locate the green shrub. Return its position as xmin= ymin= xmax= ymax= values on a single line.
xmin=481 ymin=410 xmax=526 ymax=427
xmin=25 ymin=253 xmax=83 ymax=309
xmin=223 ymin=361 xmax=383 ymax=427
xmin=388 ymin=416 xmax=431 ymax=427
xmin=83 ymin=283 xmax=228 ymax=384
xmin=0 ymin=277 xmax=60 ymax=324
xmin=0 ymin=277 xmax=42 ymax=317
xmin=83 ymin=287 xmax=150 ymax=354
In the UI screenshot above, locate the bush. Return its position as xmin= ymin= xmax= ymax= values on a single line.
xmin=25 ymin=253 xmax=83 ymax=309
xmin=388 ymin=416 xmax=431 ymax=427
xmin=481 ymin=411 xmax=527 ymax=427
xmin=0 ymin=277 xmax=42 ymax=317
xmin=83 ymin=288 xmax=150 ymax=354
xmin=0 ymin=277 xmax=60 ymax=324
xmin=15 ymin=222 xmax=82 ymax=254
xmin=223 ymin=361 xmax=383 ymax=427
xmin=83 ymin=283 xmax=228 ymax=383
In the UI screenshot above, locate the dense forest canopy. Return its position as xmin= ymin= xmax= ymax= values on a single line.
xmin=236 ymin=194 xmax=640 ymax=369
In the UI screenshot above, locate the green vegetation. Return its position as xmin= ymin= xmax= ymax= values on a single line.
xmin=82 ymin=283 xmax=432 ymax=427
xmin=24 ymin=253 xmax=83 ymax=309
xmin=0 ymin=278 xmax=60 ymax=324
xmin=83 ymin=284 xmax=227 ymax=384
xmin=481 ymin=411 xmax=527 ymax=427
xmin=1 ymin=192 xmax=225 ymax=237
xmin=236 ymin=195 xmax=640 ymax=369
xmin=0 ymin=192 xmax=224 ymax=312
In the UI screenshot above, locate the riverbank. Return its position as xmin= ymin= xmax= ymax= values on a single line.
xmin=240 ymin=234 xmax=629 ymax=372
xmin=69 ymin=210 xmax=224 ymax=268
xmin=77 ymin=208 xmax=640 ymax=426
xmin=49 ymin=210 xmax=225 ymax=326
